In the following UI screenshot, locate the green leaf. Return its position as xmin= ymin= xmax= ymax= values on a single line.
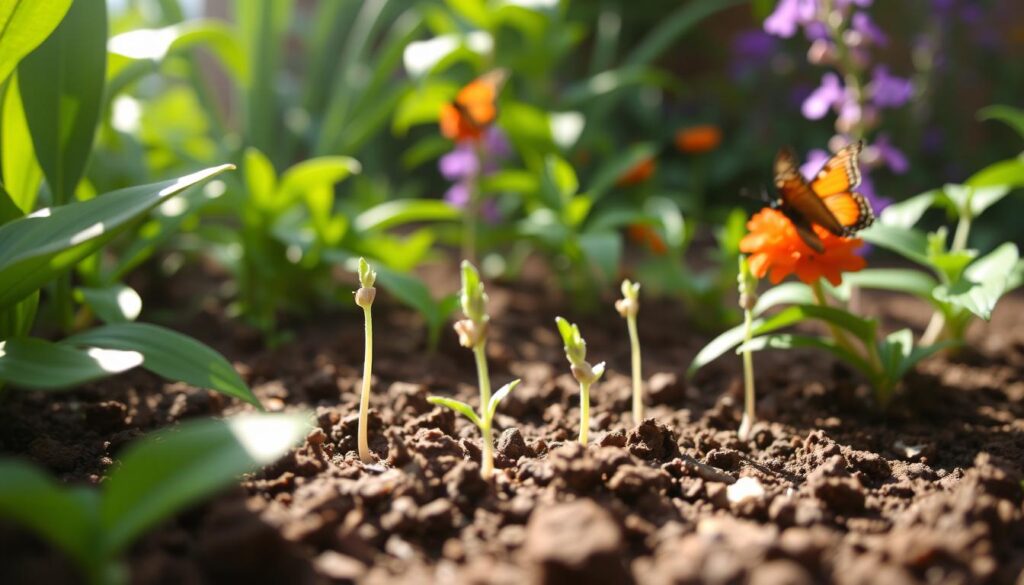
xmin=544 ymin=154 xmax=579 ymax=204
xmin=834 ymin=268 xmax=938 ymax=299
xmin=737 ymin=333 xmax=872 ymax=376
xmin=354 ymin=199 xmax=459 ymax=232
xmin=966 ymin=157 xmax=1024 ymax=189
xmin=932 ymin=243 xmax=1019 ymax=320
xmin=943 ymin=183 xmax=1011 ymax=218
xmin=77 ymin=285 xmax=142 ymax=324
xmin=0 ymin=337 xmax=143 ymax=389
xmin=237 ymin=0 xmax=293 ymax=160
xmin=878 ymin=190 xmax=937 ymax=229
xmin=977 ymin=104 xmax=1024 ymax=141
xmin=391 ymin=81 xmax=457 ymax=134
xmin=18 ymin=0 xmax=107 ymax=203
xmin=63 ymin=322 xmax=260 ymax=408
xmin=0 ymin=459 xmax=98 ymax=571
xmin=0 ymin=290 xmax=37 ymax=339
xmin=100 ymin=413 xmax=309 ymax=556
xmin=108 ymin=20 xmax=250 ymax=85
xmin=0 ymin=183 xmax=23 ymax=226
xmin=486 ymin=379 xmax=520 ymax=422
xmin=0 ymin=165 xmax=234 ymax=311
xmin=860 ymin=224 xmax=930 ymax=265
xmin=2 ymin=76 xmax=42 ymax=213
xmin=244 ymin=147 xmax=277 ymax=212
xmin=279 ymin=157 xmax=361 ymax=205
xmin=0 ymin=0 xmax=73 ymax=84
xmin=752 ymin=282 xmax=814 ymax=316
xmin=427 ymin=396 xmax=481 ymax=428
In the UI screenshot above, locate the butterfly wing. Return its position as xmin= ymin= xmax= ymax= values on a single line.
xmin=809 ymin=142 xmax=862 ymax=196
xmin=453 ymin=69 xmax=507 ymax=129
xmin=775 ymin=148 xmax=847 ymax=237
xmin=821 ymin=191 xmax=875 ymax=235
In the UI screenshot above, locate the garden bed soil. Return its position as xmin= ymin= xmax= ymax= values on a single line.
xmin=2 ymin=261 xmax=1023 ymax=584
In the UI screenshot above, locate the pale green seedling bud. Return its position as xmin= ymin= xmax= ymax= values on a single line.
xmin=737 ymin=256 xmax=758 ymax=312
xmin=615 ymin=279 xmax=640 ymax=318
xmin=555 ymin=316 xmax=605 ymax=445
xmin=355 ymin=257 xmax=377 ymax=309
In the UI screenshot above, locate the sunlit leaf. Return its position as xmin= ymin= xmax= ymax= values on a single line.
xmin=0 ymin=338 xmax=143 ymax=389
xmin=933 ymin=243 xmax=1019 ymax=320
xmin=77 ymin=285 xmax=143 ymax=324
xmin=0 ymin=0 xmax=73 ymax=84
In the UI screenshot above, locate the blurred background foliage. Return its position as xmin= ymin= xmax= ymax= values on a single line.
xmin=9 ymin=0 xmax=1024 ymax=341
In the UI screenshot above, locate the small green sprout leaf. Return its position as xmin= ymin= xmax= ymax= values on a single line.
xmin=428 ymin=396 xmax=482 ymax=429
xmin=358 ymin=257 xmax=377 ymax=288
xmin=486 ymin=379 xmax=521 ymax=422
xmin=460 ymin=260 xmax=488 ymax=325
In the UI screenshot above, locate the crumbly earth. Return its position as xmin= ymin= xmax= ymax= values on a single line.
xmin=1 ymin=263 xmax=1023 ymax=585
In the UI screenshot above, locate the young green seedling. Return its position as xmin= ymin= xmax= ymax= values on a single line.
xmin=354 ymin=258 xmax=377 ymax=464
xmin=736 ymin=257 xmax=758 ymax=441
xmin=555 ymin=317 xmax=606 ymax=445
xmin=615 ymin=279 xmax=644 ymax=424
xmin=429 ymin=261 xmax=520 ymax=479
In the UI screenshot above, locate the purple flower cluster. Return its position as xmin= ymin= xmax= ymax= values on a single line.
xmin=765 ymin=0 xmax=914 ymax=198
xmin=439 ymin=127 xmax=510 ymax=223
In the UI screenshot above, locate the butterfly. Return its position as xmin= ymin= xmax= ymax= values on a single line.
xmin=769 ymin=141 xmax=875 ymax=253
xmin=440 ymin=69 xmax=508 ymax=141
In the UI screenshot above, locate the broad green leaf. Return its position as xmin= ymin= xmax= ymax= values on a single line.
xmin=943 ymin=183 xmax=1011 ymax=218
xmin=878 ymin=190 xmax=937 ymax=229
xmin=427 ymin=396 xmax=481 ymax=428
xmin=736 ymin=333 xmax=872 ymax=376
xmin=932 ymin=243 xmax=1019 ymax=320
xmin=0 ymin=183 xmax=23 ymax=225
xmin=63 ymin=323 xmax=260 ymax=408
xmin=0 ymin=459 xmax=98 ymax=571
xmin=0 ymin=165 xmax=234 ymax=310
xmin=108 ymin=20 xmax=249 ymax=85
xmin=860 ymin=224 xmax=930 ymax=265
xmin=279 ymin=156 xmax=361 ymax=206
xmin=486 ymin=379 xmax=521 ymax=422
xmin=752 ymin=282 xmax=814 ymax=316
xmin=876 ymin=328 xmax=912 ymax=382
xmin=391 ymin=81 xmax=458 ymax=134
xmin=237 ymin=0 xmax=293 ymax=159
xmin=0 ymin=0 xmax=73 ymax=84
xmin=354 ymin=199 xmax=459 ymax=232
xmin=0 ymin=290 xmax=37 ymax=339
xmin=76 ymin=285 xmax=142 ymax=324
xmin=0 ymin=337 xmax=143 ymax=389
xmin=479 ymin=169 xmax=540 ymax=194
xmin=18 ymin=0 xmax=107 ymax=204
xmin=1 ymin=77 xmax=42 ymax=213
xmin=544 ymin=154 xmax=579 ymax=204
xmin=834 ymin=268 xmax=937 ymax=299
xmin=966 ymin=157 xmax=1024 ymax=189
xmin=977 ymin=104 xmax=1024 ymax=141
xmin=100 ymin=413 xmax=309 ymax=556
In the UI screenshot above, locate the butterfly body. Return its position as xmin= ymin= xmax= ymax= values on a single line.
xmin=770 ymin=142 xmax=874 ymax=253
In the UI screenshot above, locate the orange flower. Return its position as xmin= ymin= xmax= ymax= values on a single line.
xmin=674 ymin=125 xmax=722 ymax=154
xmin=627 ymin=224 xmax=667 ymax=255
xmin=740 ymin=208 xmax=866 ymax=286
xmin=616 ymin=158 xmax=656 ymax=187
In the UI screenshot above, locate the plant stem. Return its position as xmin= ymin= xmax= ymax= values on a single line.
xmin=738 ymin=307 xmax=756 ymax=440
xmin=811 ymin=279 xmax=861 ymax=357
xmin=357 ymin=305 xmax=373 ymax=463
xmin=473 ymin=343 xmax=494 ymax=478
xmin=951 ymin=210 xmax=972 ymax=253
xmin=578 ymin=380 xmax=591 ymax=445
xmin=627 ymin=314 xmax=643 ymax=423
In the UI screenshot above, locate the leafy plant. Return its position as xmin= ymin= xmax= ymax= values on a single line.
xmin=555 ymin=316 xmax=606 ymax=445
xmin=0 ymin=413 xmax=310 ymax=585
xmin=429 ymin=261 xmax=520 ymax=479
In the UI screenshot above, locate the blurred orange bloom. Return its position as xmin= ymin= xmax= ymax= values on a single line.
xmin=740 ymin=208 xmax=866 ymax=286
xmin=674 ymin=125 xmax=722 ymax=154
xmin=627 ymin=224 xmax=667 ymax=255
xmin=617 ymin=158 xmax=656 ymax=187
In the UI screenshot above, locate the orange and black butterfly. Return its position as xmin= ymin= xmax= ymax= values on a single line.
xmin=770 ymin=141 xmax=875 ymax=253
xmin=439 ymin=69 xmax=507 ymax=142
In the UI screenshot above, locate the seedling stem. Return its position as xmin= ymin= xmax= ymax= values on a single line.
xmin=355 ymin=258 xmax=377 ymax=464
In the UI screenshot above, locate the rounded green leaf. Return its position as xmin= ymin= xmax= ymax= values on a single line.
xmin=0 ymin=0 xmax=73 ymax=84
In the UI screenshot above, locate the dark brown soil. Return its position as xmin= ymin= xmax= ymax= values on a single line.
xmin=2 ymin=260 xmax=1023 ymax=585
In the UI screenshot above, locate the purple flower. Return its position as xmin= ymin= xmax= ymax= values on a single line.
xmin=439 ymin=144 xmax=478 ymax=181
xmin=483 ymin=127 xmax=511 ymax=161
xmin=835 ymin=0 xmax=872 ymax=8
xmin=800 ymin=149 xmax=831 ymax=180
xmin=481 ymin=199 xmax=502 ymax=224
xmin=764 ymin=0 xmax=818 ymax=38
xmin=802 ymin=73 xmax=844 ymax=120
xmin=733 ymin=30 xmax=777 ymax=59
xmin=444 ymin=182 xmax=470 ymax=208
xmin=868 ymin=66 xmax=913 ymax=108
xmin=851 ymin=12 xmax=887 ymax=46
xmin=872 ymin=133 xmax=908 ymax=174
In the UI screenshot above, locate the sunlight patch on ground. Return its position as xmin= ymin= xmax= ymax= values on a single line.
xmin=229 ymin=415 xmax=308 ymax=464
